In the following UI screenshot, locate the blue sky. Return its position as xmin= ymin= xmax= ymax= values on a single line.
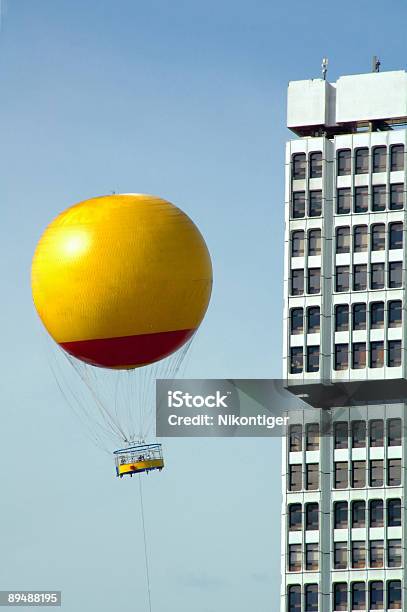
xmin=1 ymin=1 xmax=407 ymax=610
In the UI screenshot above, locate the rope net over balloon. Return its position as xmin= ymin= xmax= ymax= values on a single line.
xmin=45 ymin=331 xmax=194 ymax=453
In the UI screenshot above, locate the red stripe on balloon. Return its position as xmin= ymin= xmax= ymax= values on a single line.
xmin=59 ymin=328 xmax=196 ymax=368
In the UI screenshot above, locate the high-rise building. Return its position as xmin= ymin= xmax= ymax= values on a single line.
xmin=281 ymin=70 xmax=407 ymax=612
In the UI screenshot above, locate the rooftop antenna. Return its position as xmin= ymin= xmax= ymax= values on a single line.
xmin=372 ymin=56 xmax=381 ymax=72
xmin=321 ymin=57 xmax=328 ymax=80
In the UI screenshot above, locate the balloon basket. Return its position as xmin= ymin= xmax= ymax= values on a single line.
xmin=113 ymin=443 xmax=164 ymax=478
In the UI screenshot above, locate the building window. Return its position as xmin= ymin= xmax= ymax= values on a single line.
xmin=288 ymin=544 xmax=302 ymax=571
xmin=369 ymin=581 xmax=384 ymax=611
xmin=352 ymin=582 xmax=366 ymax=611
xmin=309 ymin=190 xmax=322 ymax=217
xmin=373 ymin=146 xmax=387 ymax=173
xmin=289 ymin=424 xmax=302 ymax=452
xmin=305 ymin=584 xmax=318 ymax=612
xmin=352 ymin=500 xmax=366 ymax=527
xmin=336 ymin=266 xmax=349 ymax=292
xmin=337 ymin=149 xmax=351 ymax=176
xmin=371 ymin=263 xmax=385 ymax=290
xmin=371 ymin=223 xmax=385 ymax=250
xmin=370 ymin=460 xmax=384 ymax=487
xmin=307 ymin=307 xmax=320 ymax=333
xmin=334 ymin=501 xmax=348 ymax=528
xmin=334 ymin=422 xmax=348 ymax=449
xmin=335 ymin=344 xmax=348 ymax=370
xmin=388 ymin=300 xmax=402 ymax=327
xmin=334 ymin=542 xmax=347 ymax=569
xmin=336 ymin=226 xmax=350 ymax=254
xmin=306 ymin=423 xmax=319 ymax=451
xmin=306 ymin=543 xmax=319 ymax=571
xmin=335 ymin=305 xmax=349 ymax=331
xmin=306 ymin=463 xmax=319 ymax=490
xmin=354 ymin=186 xmax=368 ymax=213
xmin=292 ymin=153 xmax=306 ymax=179
xmin=387 ymin=580 xmax=401 ymax=610
xmin=352 ymin=460 xmax=366 ymax=488
xmin=387 ymin=499 xmax=401 ymax=527
xmin=369 ymin=499 xmax=384 ymax=527
xmin=388 ymin=340 xmax=402 ymax=367
xmin=288 ymin=503 xmax=302 ymax=531
xmin=390 ymin=183 xmax=404 ymax=210
xmin=370 ymin=341 xmax=384 ymax=368
xmin=308 ymin=268 xmax=320 ymax=294
xmin=389 ymin=261 xmax=402 ymax=288
xmin=353 ymin=225 xmax=368 ymax=252
xmin=353 ymin=264 xmax=367 ymax=291
xmin=290 ymin=347 xmax=303 ymax=374
xmin=370 ymin=541 xmax=384 ymax=569
xmin=352 ymin=421 xmax=366 ymax=448
xmin=306 ymin=346 xmax=319 ymax=372
xmin=291 ymin=230 xmax=304 ymax=257
xmin=291 ymin=308 xmax=303 ymax=335
xmin=288 ymin=585 xmax=301 ymax=612
xmin=352 ymin=541 xmax=366 ymax=569
xmin=291 ymin=269 xmax=304 ymax=295
xmin=369 ymin=420 xmax=384 ymax=447
xmin=337 ymin=188 xmax=351 ymax=214
xmin=372 ymin=184 xmax=386 ymax=211
xmin=292 ymin=191 xmax=305 ymax=218
xmin=388 ymin=540 xmax=402 ymax=568
xmin=334 ymin=462 xmax=348 ymax=489
xmin=308 ymin=229 xmax=321 ymax=256
xmin=388 ymin=459 xmax=401 ymax=486
xmin=309 ymin=152 xmax=322 ymax=178
xmin=370 ymin=302 xmax=384 ymax=329
xmin=369 ymin=419 xmax=384 ymax=447
xmin=391 ymin=144 xmax=404 ymax=171
xmin=289 ymin=464 xmax=302 ymax=491
xmin=390 ymin=222 xmax=403 ymax=249
xmin=306 ymin=502 xmax=319 ymax=530
xmin=388 ymin=419 xmax=402 ymax=446
xmin=333 ymin=583 xmax=347 ymax=611
xmin=355 ymin=147 xmax=369 ymax=174
xmin=352 ymin=343 xmax=366 ymax=369
xmin=353 ymin=303 xmax=366 ymax=330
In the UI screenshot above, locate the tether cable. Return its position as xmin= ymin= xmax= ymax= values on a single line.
xmin=138 ymin=477 xmax=152 ymax=612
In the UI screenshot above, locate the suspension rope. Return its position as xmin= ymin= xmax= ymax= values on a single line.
xmin=138 ymin=477 xmax=152 ymax=612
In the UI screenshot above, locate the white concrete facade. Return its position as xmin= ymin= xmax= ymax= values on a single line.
xmin=281 ymin=70 xmax=407 ymax=612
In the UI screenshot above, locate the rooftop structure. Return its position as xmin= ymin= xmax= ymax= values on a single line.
xmin=287 ymin=70 xmax=407 ymax=136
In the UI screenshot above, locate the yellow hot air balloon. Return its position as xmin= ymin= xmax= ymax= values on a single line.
xmin=32 ymin=194 xmax=212 ymax=476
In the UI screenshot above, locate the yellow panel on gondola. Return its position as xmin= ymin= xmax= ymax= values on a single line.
xmin=31 ymin=194 xmax=212 ymax=369
xmin=118 ymin=459 xmax=164 ymax=476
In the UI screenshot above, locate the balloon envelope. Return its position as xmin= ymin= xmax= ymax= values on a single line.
xmin=31 ymin=194 xmax=212 ymax=369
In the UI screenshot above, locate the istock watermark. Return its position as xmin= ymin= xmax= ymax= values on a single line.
xmin=167 ymin=390 xmax=231 ymax=409
xmin=156 ymin=379 xmax=316 ymax=437
xmin=156 ymin=378 xmax=405 ymax=437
